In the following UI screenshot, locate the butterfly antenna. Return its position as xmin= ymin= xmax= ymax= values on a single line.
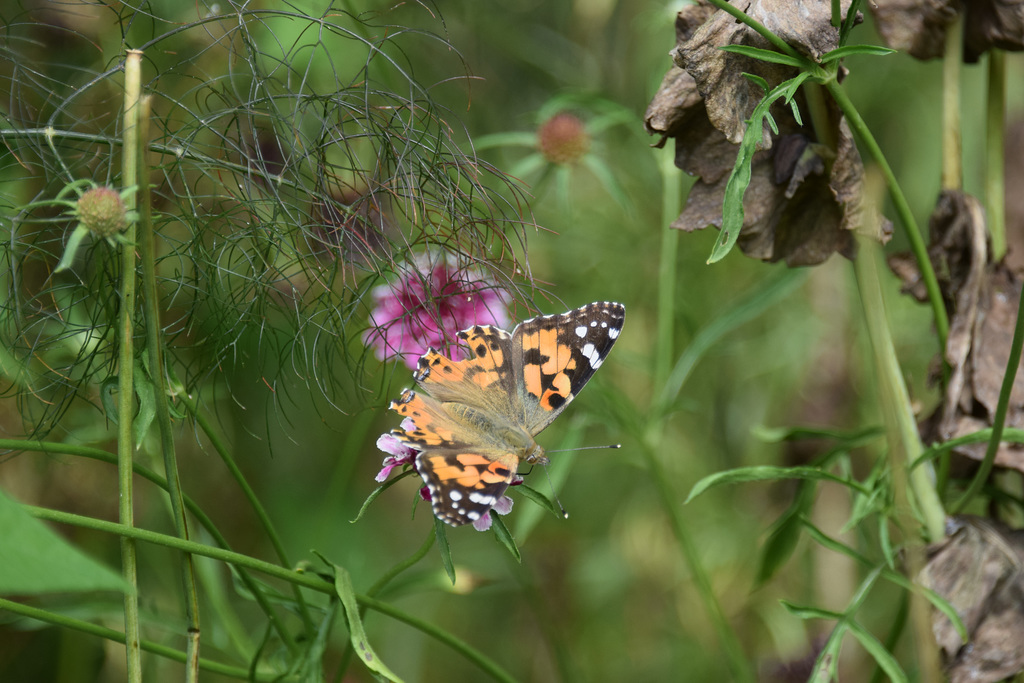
xmin=545 ymin=444 xmax=621 ymax=453
xmin=540 ymin=465 xmax=570 ymax=521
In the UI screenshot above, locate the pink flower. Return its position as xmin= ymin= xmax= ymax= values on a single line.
xmin=471 ymin=495 xmax=515 ymax=532
xmin=364 ymin=252 xmax=510 ymax=369
xmin=374 ymin=432 xmax=418 ymax=482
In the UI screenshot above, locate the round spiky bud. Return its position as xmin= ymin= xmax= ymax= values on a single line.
xmin=76 ymin=187 xmax=128 ymax=238
xmin=537 ymin=112 xmax=590 ymax=165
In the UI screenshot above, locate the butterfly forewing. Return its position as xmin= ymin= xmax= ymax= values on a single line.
xmin=412 ymin=324 xmax=522 ymax=421
xmin=514 ymin=301 xmax=625 ymax=435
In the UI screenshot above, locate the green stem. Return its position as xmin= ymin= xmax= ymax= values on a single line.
xmin=118 ymin=49 xmax=143 ymax=683
xmin=132 ymin=73 xmax=202 ymax=681
xmin=0 ymin=598 xmax=273 ymax=681
xmin=176 ymin=388 xmax=315 ymax=636
xmin=826 ymin=81 xmax=950 ymax=357
xmin=25 ymin=505 xmax=518 ymax=683
xmin=0 ymin=438 xmax=296 ymax=653
xmin=853 ymin=237 xmax=945 ymax=542
xmin=654 ymin=151 xmax=680 ymax=385
xmin=952 ymin=254 xmax=1024 ymax=512
xmin=986 ymin=50 xmax=1007 ymax=261
xmin=941 ymin=16 xmax=963 ymax=191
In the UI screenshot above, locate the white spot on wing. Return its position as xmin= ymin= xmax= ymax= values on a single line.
xmin=609 ymin=327 xmax=620 ymax=339
xmin=582 ymin=343 xmax=602 ymax=368
xmin=469 ymin=491 xmax=496 ymax=505
xmin=575 ymin=325 xmax=587 ymax=338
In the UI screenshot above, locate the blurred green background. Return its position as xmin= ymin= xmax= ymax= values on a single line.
xmin=1 ymin=1 xmax=1022 ymax=681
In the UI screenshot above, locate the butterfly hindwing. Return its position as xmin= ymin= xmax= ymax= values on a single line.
xmin=416 ymin=449 xmax=519 ymax=526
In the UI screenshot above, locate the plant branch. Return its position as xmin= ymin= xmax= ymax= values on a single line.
xmin=986 ymin=50 xmax=1007 ymax=260
xmin=25 ymin=505 xmax=517 ymax=683
xmin=0 ymin=438 xmax=297 ymax=653
xmin=0 ymin=598 xmax=273 ymax=681
xmin=118 ymin=49 xmax=143 ymax=683
xmin=942 ymin=16 xmax=963 ymax=191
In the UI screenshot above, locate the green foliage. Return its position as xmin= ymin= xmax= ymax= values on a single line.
xmin=1 ymin=0 xmax=1021 ymax=681
xmin=0 ymin=488 xmax=126 ymax=595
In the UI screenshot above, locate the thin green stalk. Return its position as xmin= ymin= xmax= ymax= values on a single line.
xmin=133 ymin=83 xmax=201 ymax=680
xmin=986 ymin=50 xmax=1007 ymax=260
xmin=952 ymin=252 xmax=1024 ymax=512
xmin=0 ymin=598 xmax=272 ymax=682
xmin=176 ymin=389 xmax=315 ymax=635
xmin=654 ymin=150 xmax=680 ymax=385
xmin=0 ymin=438 xmax=296 ymax=653
xmin=856 ymin=239 xmax=943 ymax=683
xmin=25 ymin=505 xmax=519 ymax=683
xmin=119 ymin=49 xmax=143 ymax=683
xmin=27 ymin=504 xmax=331 ymax=591
xmin=941 ymin=16 xmax=963 ymax=191
xmin=853 ymin=237 xmax=944 ymax=543
xmin=827 ymin=81 xmax=950 ymax=357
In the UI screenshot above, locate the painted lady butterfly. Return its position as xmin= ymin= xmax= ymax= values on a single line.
xmin=387 ymin=302 xmax=625 ymax=526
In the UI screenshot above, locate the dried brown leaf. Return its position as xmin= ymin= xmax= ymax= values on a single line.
xmin=896 ymin=192 xmax=1024 ymax=471
xmin=871 ymin=0 xmax=1024 ymax=61
xmin=871 ymin=0 xmax=959 ymax=60
xmin=645 ymin=0 xmax=883 ymax=266
xmin=921 ymin=516 xmax=1024 ymax=683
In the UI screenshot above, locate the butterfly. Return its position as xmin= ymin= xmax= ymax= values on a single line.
xmin=387 ymin=301 xmax=625 ymax=526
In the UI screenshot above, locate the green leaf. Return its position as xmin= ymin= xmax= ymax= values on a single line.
xmin=754 ymin=425 xmax=884 ymax=445
xmin=332 ymin=563 xmax=405 ymax=683
xmin=53 ymin=224 xmax=91 ymax=273
xmin=100 ymin=376 xmax=119 ymax=423
xmin=848 ymin=621 xmax=908 ymax=683
xmin=755 ymin=483 xmax=814 ymax=586
xmin=685 ymin=466 xmax=870 ymax=503
xmin=0 ymin=489 xmax=126 ymax=594
xmin=820 ymin=45 xmax=896 ymax=63
xmin=779 ymin=601 xmax=843 ymax=621
xmin=719 ymin=44 xmax=808 ymax=69
xmin=516 ymin=484 xmax=563 ymax=519
xmin=708 ymin=75 xmax=810 ymax=264
xmin=433 ymin=518 xmax=456 ymax=585
xmin=350 ymin=472 xmax=410 ymax=524
xmin=490 ymin=514 xmax=521 ymax=563
xmin=132 ymin=361 xmax=156 ymax=450
xmin=919 ymin=585 xmax=969 ymax=644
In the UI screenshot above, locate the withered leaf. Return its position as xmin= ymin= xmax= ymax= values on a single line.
xmin=920 ymin=516 xmax=1024 ymax=683
xmin=894 ymin=191 xmax=1024 ymax=471
xmin=645 ymin=0 xmax=885 ymax=266
xmin=871 ymin=0 xmax=1024 ymax=62
xmin=870 ymin=0 xmax=958 ymax=60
